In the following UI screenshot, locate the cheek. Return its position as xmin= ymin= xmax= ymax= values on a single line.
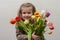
xmin=21 ymin=14 xmax=25 ymax=18
xmin=29 ymin=14 xmax=32 ymax=17
xmin=29 ymin=13 xmax=33 ymax=16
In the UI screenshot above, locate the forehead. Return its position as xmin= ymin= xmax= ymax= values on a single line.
xmin=21 ymin=6 xmax=33 ymax=12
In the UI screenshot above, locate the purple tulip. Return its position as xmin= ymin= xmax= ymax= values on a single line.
xmin=30 ymin=19 xmax=34 ymax=24
xmin=45 ymin=12 xmax=50 ymax=17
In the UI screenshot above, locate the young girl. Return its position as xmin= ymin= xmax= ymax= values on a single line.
xmin=15 ymin=3 xmax=41 ymax=40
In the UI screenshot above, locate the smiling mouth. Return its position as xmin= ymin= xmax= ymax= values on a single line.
xmin=24 ymin=17 xmax=31 ymax=20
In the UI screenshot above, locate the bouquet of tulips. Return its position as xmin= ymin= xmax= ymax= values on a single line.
xmin=10 ymin=10 xmax=54 ymax=40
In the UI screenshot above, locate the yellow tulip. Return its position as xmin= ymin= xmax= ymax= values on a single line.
xmin=31 ymin=15 xmax=36 ymax=19
xmin=24 ymin=20 xmax=29 ymax=25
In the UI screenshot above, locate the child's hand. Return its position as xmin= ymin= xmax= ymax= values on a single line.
xmin=32 ymin=32 xmax=40 ymax=40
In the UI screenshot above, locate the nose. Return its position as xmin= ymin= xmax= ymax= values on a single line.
xmin=25 ymin=13 xmax=29 ymax=16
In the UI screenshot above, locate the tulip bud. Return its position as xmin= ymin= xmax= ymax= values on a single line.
xmin=41 ymin=10 xmax=47 ymax=18
xmin=30 ymin=19 xmax=34 ymax=24
xmin=31 ymin=15 xmax=35 ymax=19
xmin=46 ymin=21 xmax=53 ymax=26
xmin=45 ymin=12 xmax=50 ymax=17
xmin=10 ymin=18 xmax=16 ymax=24
xmin=24 ymin=20 xmax=29 ymax=25
xmin=49 ymin=25 xmax=54 ymax=30
xmin=15 ymin=16 xmax=20 ymax=22
xmin=41 ymin=10 xmax=47 ymax=14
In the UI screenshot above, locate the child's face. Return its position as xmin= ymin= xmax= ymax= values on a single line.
xmin=21 ymin=6 xmax=33 ymax=20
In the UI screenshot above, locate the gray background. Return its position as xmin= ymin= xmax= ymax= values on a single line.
xmin=0 ymin=0 xmax=60 ymax=40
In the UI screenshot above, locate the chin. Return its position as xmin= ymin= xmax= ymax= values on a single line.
xmin=25 ymin=18 xmax=31 ymax=20
xmin=22 ymin=18 xmax=31 ymax=21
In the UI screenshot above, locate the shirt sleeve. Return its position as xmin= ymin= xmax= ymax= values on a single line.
xmin=15 ymin=25 xmax=28 ymax=40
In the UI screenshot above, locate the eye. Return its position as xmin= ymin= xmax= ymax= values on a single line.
xmin=28 ymin=12 xmax=31 ymax=14
xmin=23 ymin=12 xmax=26 ymax=14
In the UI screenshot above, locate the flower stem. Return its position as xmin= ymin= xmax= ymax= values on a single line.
xmin=28 ymin=30 xmax=32 ymax=40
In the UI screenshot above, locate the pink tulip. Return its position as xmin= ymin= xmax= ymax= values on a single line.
xmin=46 ymin=21 xmax=54 ymax=30
xmin=49 ymin=25 xmax=54 ymax=30
xmin=46 ymin=21 xmax=53 ymax=26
